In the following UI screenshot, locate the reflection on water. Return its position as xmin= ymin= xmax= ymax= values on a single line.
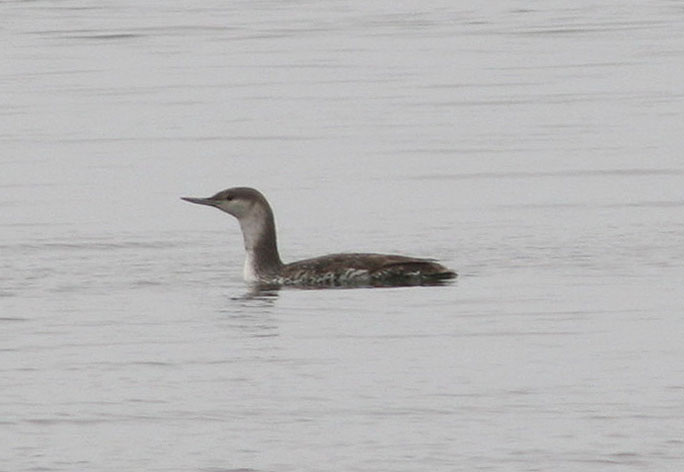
xmin=3 ymin=1 xmax=684 ymax=471
xmin=229 ymin=285 xmax=281 ymax=303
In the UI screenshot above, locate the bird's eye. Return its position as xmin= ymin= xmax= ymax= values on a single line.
xmin=225 ymin=195 xmax=234 ymax=201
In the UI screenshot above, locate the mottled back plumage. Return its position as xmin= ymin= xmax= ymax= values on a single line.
xmin=281 ymin=253 xmax=455 ymax=286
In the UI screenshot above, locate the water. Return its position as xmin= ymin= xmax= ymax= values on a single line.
xmin=2 ymin=1 xmax=684 ymax=470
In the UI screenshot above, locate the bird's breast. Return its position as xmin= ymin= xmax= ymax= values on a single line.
xmin=243 ymin=252 xmax=259 ymax=282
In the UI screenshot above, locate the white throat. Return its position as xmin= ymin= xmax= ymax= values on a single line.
xmin=238 ymin=207 xmax=266 ymax=252
xmin=243 ymin=251 xmax=259 ymax=282
xmin=238 ymin=207 xmax=268 ymax=282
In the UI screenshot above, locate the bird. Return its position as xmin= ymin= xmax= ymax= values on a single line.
xmin=182 ymin=187 xmax=456 ymax=287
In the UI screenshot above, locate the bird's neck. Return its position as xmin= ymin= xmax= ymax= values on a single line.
xmin=238 ymin=206 xmax=282 ymax=281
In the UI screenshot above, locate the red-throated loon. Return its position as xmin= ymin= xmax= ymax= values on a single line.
xmin=182 ymin=187 xmax=456 ymax=287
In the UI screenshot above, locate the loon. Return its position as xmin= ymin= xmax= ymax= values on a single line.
xmin=182 ymin=187 xmax=456 ymax=287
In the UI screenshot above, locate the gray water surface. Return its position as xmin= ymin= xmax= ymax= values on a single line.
xmin=2 ymin=1 xmax=684 ymax=471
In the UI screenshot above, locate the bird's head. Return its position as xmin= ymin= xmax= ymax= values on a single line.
xmin=182 ymin=187 xmax=268 ymax=220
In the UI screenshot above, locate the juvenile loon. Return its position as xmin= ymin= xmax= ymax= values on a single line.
xmin=182 ymin=187 xmax=456 ymax=287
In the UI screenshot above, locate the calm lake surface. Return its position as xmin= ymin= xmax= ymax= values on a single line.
xmin=3 ymin=1 xmax=684 ymax=471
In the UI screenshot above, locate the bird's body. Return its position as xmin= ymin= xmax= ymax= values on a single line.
xmin=182 ymin=187 xmax=456 ymax=287
xmin=279 ymin=253 xmax=454 ymax=286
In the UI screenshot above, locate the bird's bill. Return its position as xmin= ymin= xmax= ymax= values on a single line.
xmin=181 ymin=196 xmax=218 ymax=207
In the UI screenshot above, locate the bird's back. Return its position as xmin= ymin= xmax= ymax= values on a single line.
xmin=280 ymin=253 xmax=456 ymax=286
